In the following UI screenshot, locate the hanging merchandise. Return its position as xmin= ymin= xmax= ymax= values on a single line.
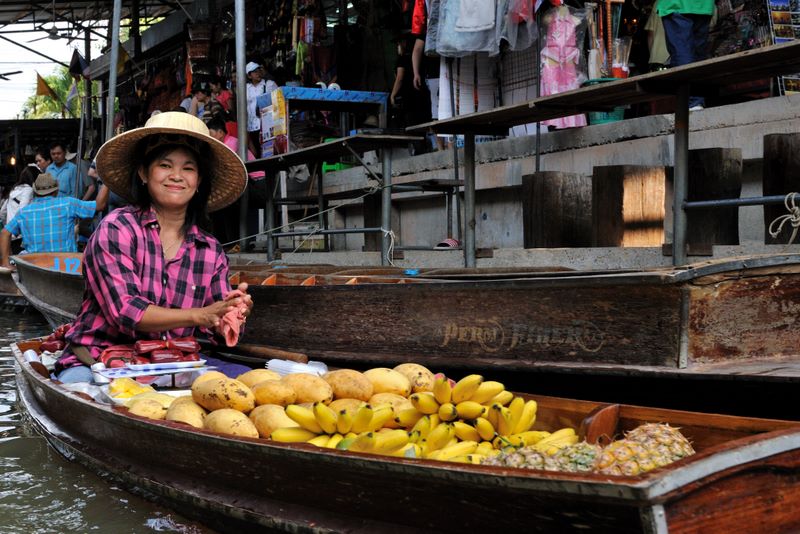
xmin=425 ymin=0 xmax=442 ymax=55
xmin=437 ymin=54 xmax=499 ymax=119
xmin=498 ymin=0 xmax=540 ymax=51
xmin=539 ymin=4 xmax=588 ymax=129
xmin=437 ymin=0 xmax=500 ymax=56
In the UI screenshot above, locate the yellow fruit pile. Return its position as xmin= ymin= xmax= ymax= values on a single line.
xmin=115 ymin=363 xmax=578 ymax=465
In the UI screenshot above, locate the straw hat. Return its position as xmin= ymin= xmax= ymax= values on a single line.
xmin=33 ymin=173 xmax=59 ymax=196
xmin=95 ymin=111 xmax=247 ymax=212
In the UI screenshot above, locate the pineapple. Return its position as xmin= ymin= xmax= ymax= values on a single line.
xmin=595 ymin=423 xmax=695 ymax=476
xmin=481 ymin=447 xmax=551 ymax=470
xmin=548 ymin=441 xmax=602 ymax=473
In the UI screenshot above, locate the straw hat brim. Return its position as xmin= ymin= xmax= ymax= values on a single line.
xmin=95 ymin=124 xmax=247 ymax=213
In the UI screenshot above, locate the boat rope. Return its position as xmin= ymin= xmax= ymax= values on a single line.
xmin=382 ymin=228 xmax=397 ymax=267
xmin=768 ymin=192 xmax=800 ymax=247
xmin=220 ymin=182 xmax=383 ymax=249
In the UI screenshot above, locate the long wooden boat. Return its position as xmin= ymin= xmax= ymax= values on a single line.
xmin=13 ymin=337 xmax=800 ymax=533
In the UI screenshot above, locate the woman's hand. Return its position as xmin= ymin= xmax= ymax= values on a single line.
xmin=194 ymin=299 xmax=238 ymax=328
xmin=229 ymin=282 xmax=253 ymax=320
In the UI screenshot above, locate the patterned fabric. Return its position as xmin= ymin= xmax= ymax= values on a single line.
xmin=59 ymin=205 xmax=231 ymax=372
xmin=45 ymin=160 xmax=78 ymax=197
xmin=540 ymin=8 xmax=587 ymax=129
xmin=4 ymin=196 xmax=95 ymax=252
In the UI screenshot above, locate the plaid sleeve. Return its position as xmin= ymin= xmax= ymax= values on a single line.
xmin=5 ymin=213 xmax=21 ymax=236
xmin=84 ymin=216 xmax=153 ymax=337
xmin=69 ymin=198 xmax=97 ymax=219
xmin=209 ymin=242 xmax=232 ymax=301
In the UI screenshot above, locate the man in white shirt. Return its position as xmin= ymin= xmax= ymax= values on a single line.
xmin=180 ymin=81 xmax=211 ymax=118
xmin=245 ymin=61 xmax=278 ymax=157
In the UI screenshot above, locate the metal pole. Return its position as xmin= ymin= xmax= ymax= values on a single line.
xmin=105 ymin=0 xmax=122 ymax=142
xmin=234 ymin=0 xmax=249 ymax=251
xmin=534 ymin=9 xmax=541 ymax=173
xmin=266 ymin=174 xmax=276 ymax=261
xmin=380 ymin=151 xmax=392 ymax=266
xmin=463 ymin=133 xmax=476 ymax=268
xmin=684 ymin=194 xmax=800 ymax=209
xmin=672 ymin=84 xmax=690 ymax=266
xmin=447 ymin=58 xmax=461 ymax=241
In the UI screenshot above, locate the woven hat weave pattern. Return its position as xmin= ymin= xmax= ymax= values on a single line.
xmin=94 ymin=112 xmax=247 ymax=212
xmin=33 ymin=172 xmax=59 ymax=196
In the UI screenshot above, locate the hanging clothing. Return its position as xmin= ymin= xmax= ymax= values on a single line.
xmin=437 ymin=0 xmax=499 ymax=57
xmin=540 ymin=6 xmax=587 ymax=129
xmin=455 ymin=0 xmax=496 ymax=32
xmin=437 ymin=54 xmax=498 ymax=120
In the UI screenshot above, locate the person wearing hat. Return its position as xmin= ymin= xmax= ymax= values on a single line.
xmin=0 ymin=172 xmax=98 ymax=264
xmin=46 ymin=141 xmax=78 ymax=198
xmin=51 ymin=111 xmax=253 ymax=383
xmin=245 ymin=61 xmax=278 ymax=158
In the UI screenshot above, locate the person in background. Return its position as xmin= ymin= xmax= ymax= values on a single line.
xmin=0 ymin=173 xmax=98 ymax=263
xmin=46 ymin=142 xmax=78 ymax=198
xmin=53 ymin=111 xmax=252 ymax=383
xmin=245 ymin=61 xmax=277 ymax=158
xmin=180 ymin=81 xmax=212 ymax=118
xmin=5 ymin=165 xmax=36 ymax=226
xmin=659 ymin=0 xmax=714 ymax=110
xmin=390 ymin=34 xmax=431 ymax=153
xmin=210 ymin=75 xmax=234 ymax=113
xmin=645 ymin=0 xmax=670 ymax=71
xmin=34 ymin=147 xmax=51 ymax=173
xmin=207 ymin=117 xmax=265 ymax=248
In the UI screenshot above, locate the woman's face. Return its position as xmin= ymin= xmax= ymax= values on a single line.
xmin=138 ymin=147 xmax=200 ymax=212
xmin=35 ymin=153 xmax=50 ymax=171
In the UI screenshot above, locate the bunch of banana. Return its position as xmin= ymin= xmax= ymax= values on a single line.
xmin=531 ymin=428 xmax=579 ymax=455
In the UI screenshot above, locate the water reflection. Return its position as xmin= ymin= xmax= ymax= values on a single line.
xmin=0 ymin=311 xmax=213 ymax=533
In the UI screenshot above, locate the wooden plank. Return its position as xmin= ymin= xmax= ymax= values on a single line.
xmin=409 ymin=41 xmax=800 ymax=135
xmin=522 ymin=172 xmax=592 ymax=248
xmin=592 ymin=166 xmax=667 ymax=247
xmin=763 ymin=133 xmax=800 ymax=244
xmin=686 ymin=148 xmax=742 ymax=248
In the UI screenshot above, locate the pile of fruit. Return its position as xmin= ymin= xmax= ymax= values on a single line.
xmin=112 ymin=363 xmax=694 ymax=473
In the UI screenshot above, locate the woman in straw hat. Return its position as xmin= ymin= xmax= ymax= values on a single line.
xmin=55 ymin=112 xmax=254 ymax=383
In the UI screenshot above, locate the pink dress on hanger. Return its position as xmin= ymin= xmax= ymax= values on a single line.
xmin=540 ymin=7 xmax=587 ymax=129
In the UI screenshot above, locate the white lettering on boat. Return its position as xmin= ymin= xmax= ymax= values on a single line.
xmin=440 ymin=319 xmax=605 ymax=353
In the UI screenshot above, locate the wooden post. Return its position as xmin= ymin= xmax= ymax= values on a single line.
xmin=522 ymin=172 xmax=592 ymax=248
xmin=686 ymin=148 xmax=742 ymax=248
xmin=763 ymin=133 xmax=800 ymax=244
xmin=592 ymin=165 xmax=667 ymax=247
xmin=363 ymin=193 xmax=381 ymax=251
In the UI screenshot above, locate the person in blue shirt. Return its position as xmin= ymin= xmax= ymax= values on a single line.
xmin=46 ymin=142 xmax=78 ymax=198
xmin=0 ymin=173 xmax=99 ymax=266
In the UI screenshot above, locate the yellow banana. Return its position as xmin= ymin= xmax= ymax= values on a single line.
xmin=307 ymin=434 xmax=331 ymax=447
xmin=489 ymin=390 xmax=514 ymax=406
xmin=313 ymin=402 xmax=338 ymax=434
xmin=407 ymin=429 xmax=422 ymax=444
xmin=285 ymin=404 xmax=323 ymax=433
xmin=423 ymin=423 xmax=454 ymax=456
xmin=325 ymin=434 xmax=344 ymax=449
xmin=348 ymin=432 xmax=377 ymax=453
xmin=373 ymin=429 xmax=410 ymax=454
xmin=410 ymin=415 xmax=431 ymax=439
xmin=476 ymin=441 xmax=495 ymax=456
xmin=513 ymin=400 xmax=538 ymax=434
xmin=507 ymin=396 xmax=525 ymax=434
xmin=432 ymin=375 xmax=452 ymax=404
xmin=410 ymin=392 xmax=440 ymax=415
xmin=492 ymin=434 xmax=519 ymax=449
xmin=517 ymin=430 xmax=550 ymax=445
xmin=535 ymin=427 xmax=576 ymax=445
xmin=391 ymin=442 xmax=422 ymax=458
xmin=534 ymin=434 xmax=579 ymax=455
xmin=394 ymin=408 xmax=424 ymax=428
xmin=429 ymin=414 xmax=441 ymax=429
xmin=451 ymin=374 xmax=483 ymax=404
xmin=438 ymin=402 xmax=458 ymax=422
xmin=474 ymin=417 xmax=496 ymax=441
xmin=447 ymin=455 xmax=472 ymax=463
xmin=496 ymin=406 xmax=514 ymax=436
xmin=336 ymin=435 xmax=356 ymax=450
xmin=351 ymin=404 xmax=374 ymax=434
xmin=469 ymin=381 xmax=506 ymax=404
xmin=270 ymin=427 xmax=320 ymax=442
xmin=367 ymin=405 xmax=395 ymax=431
xmin=433 ymin=440 xmax=478 ymax=461
xmin=453 ymin=421 xmax=481 ymax=442
xmin=455 ymin=401 xmax=486 ymax=420
xmin=336 ymin=409 xmax=353 ymax=434
xmin=467 ymin=453 xmax=486 ymax=464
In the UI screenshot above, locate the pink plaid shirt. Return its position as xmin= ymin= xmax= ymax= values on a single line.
xmin=59 ymin=206 xmax=230 ymax=371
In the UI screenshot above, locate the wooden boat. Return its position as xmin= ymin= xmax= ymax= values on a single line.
xmin=13 ymin=337 xmax=800 ymax=533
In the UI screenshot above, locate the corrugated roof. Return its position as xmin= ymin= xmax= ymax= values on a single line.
xmin=0 ymin=1 xmax=193 ymax=29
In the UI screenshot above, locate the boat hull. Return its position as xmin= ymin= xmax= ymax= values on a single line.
xmin=11 ymin=253 xmax=84 ymax=329
xmin=13 ymin=340 xmax=800 ymax=533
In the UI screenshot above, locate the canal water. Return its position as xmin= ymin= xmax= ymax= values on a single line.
xmin=0 ymin=310 xmax=214 ymax=533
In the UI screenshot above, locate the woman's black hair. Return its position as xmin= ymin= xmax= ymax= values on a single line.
xmin=129 ymin=136 xmax=214 ymax=233
xmin=14 ymin=166 xmax=38 ymax=188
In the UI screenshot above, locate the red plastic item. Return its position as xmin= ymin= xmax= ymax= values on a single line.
xmin=134 ymin=339 xmax=167 ymax=354
xmin=150 ymin=349 xmax=184 ymax=364
xmin=40 ymin=340 xmax=66 ymax=352
xmin=168 ymin=338 xmax=201 ymax=353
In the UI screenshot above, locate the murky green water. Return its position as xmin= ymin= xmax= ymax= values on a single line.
xmin=0 ymin=309 xmax=214 ymax=533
